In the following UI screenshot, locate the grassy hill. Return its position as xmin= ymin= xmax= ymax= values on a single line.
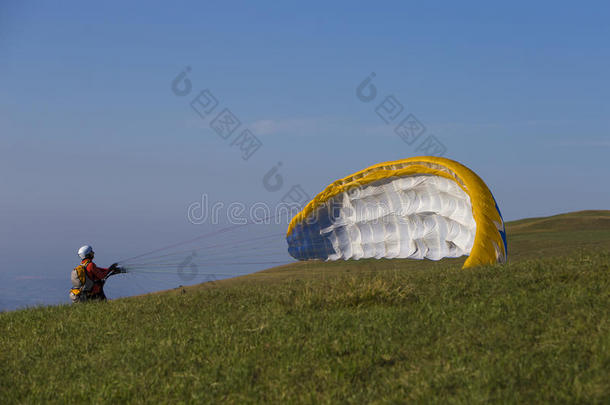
xmin=1 ymin=211 xmax=609 ymax=403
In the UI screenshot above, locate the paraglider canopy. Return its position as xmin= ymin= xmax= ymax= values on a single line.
xmin=286 ymin=156 xmax=507 ymax=268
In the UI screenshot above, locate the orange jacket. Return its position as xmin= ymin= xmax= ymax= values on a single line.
xmin=82 ymin=259 xmax=112 ymax=295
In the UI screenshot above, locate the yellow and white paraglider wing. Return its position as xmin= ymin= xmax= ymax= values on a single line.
xmin=286 ymin=156 xmax=507 ymax=269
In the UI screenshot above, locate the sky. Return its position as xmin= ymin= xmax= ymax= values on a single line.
xmin=1 ymin=1 xmax=609 ymax=310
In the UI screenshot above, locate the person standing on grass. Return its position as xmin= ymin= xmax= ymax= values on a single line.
xmin=70 ymin=245 xmax=125 ymax=303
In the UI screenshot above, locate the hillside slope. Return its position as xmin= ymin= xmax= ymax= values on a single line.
xmin=1 ymin=211 xmax=609 ymax=404
xmin=505 ymin=210 xmax=610 ymax=261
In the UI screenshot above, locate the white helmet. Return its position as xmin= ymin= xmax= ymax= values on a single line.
xmin=77 ymin=245 xmax=94 ymax=259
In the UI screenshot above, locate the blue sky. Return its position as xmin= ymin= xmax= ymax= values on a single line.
xmin=1 ymin=1 xmax=609 ymax=309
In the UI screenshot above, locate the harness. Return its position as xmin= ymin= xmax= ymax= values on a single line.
xmin=70 ymin=259 xmax=95 ymax=300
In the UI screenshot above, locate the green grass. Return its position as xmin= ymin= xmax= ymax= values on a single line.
xmin=1 ymin=210 xmax=609 ymax=404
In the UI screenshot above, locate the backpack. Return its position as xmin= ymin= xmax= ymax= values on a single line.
xmin=69 ymin=260 xmax=94 ymax=303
